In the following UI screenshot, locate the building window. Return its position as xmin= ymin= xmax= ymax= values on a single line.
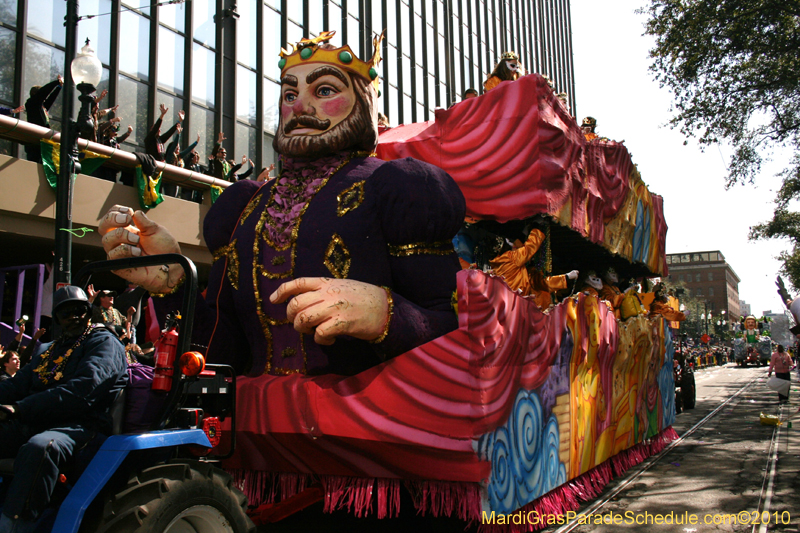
xmin=695 ymin=274 xmax=701 ymax=282
xmin=709 ymin=287 xmax=714 ymax=297
xmin=678 ymin=274 xmax=684 ymax=282
xmin=708 ymin=272 xmax=713 ymax=281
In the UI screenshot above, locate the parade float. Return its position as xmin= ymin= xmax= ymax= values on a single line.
xmin=219 ymin=71 xmax=678 ymax=529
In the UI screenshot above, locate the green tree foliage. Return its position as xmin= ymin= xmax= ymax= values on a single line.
xmin=640 ymin=1 xmax=800 ymax=286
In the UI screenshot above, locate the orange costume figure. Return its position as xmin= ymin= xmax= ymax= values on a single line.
xmin=580 ymin=271 xmax=603 ymax=298
xmin=484 ymin=52 xmax=522 ymax=92
xmin=489 ymin=228 xmax=578 ymax=310
xmin=599 ymin=267 xmax=624 ymax=315
xmin=581 ymin=116 xmax=598 ymax=142
xmin=648 ymin=284 xmax=685 ymax=322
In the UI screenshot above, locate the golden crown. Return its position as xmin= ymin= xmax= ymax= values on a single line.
xmin=500 ymin=51 xmax=519 ymax=61
xmin=582 ymin=116 xmax=597 ymax=127
xmin=278 ymin=30 xmax=385 ymax=91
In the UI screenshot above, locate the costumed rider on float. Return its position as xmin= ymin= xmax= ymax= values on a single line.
xmin=96 ymin=30 xmax=467 ymax=377
xmin=740 ymin=315 xmax=763 ymax=363
xmin=484 ymin=52 xmax=523 ymax=92
xmin=0 ymin=286 xmax=128 ymax=532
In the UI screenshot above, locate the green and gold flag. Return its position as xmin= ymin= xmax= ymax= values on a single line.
xmin=135 ymin=166 xmax=164 ymax=210
xmin=40 ymin=139 xmax=110 ymax=189
xmin=210 ymin=184 xmax=224 ymax=204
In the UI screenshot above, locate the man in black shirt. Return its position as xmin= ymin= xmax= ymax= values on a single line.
xmin=23 ymin=75 xmax=64 ymax=162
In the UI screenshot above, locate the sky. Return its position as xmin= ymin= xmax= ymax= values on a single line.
xmin=569 ymin=0 xmax=790 ymax=317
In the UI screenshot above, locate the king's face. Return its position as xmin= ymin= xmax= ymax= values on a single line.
xmin=280 ymin=63 xmax=356 ymax=137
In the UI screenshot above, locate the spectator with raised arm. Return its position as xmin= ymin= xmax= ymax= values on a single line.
xmin=145 ymin=104 xmax=184 ymax=162
xmin=208 ymin=132 xmax=245 ymax=183
xmin=256 ymin=163 xmax=276 ymax=182
xmin=24 ymin=75 xmax=64 ymax=162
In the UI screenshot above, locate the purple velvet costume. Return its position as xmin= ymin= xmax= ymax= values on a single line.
xmin=175 ymin=152 xmax=465 ymax=376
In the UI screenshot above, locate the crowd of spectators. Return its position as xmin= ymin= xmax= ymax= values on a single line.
xmin=1 ymin=78 xmax=275 ymax=203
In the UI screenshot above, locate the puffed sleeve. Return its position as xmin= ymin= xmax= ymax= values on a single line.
xmin=367 ymin=158 xmax=466 ymax=359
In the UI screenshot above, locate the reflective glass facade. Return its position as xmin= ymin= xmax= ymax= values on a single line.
xmin=1 ymin=0 xmax=574 ymax=169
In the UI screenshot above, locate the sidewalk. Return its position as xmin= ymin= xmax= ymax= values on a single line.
xmin=769 ymin=378 xmax=800 ymax=533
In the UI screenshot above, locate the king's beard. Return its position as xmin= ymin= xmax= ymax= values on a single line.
xmin=273 ymin=75 xmax=378 ymax=159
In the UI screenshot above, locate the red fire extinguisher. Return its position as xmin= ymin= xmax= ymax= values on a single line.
xmin=152 ymin=326 xmax=179 ymax=391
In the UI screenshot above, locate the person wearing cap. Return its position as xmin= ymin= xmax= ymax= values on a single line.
xmin=484 ymin=52 xmax=523 ymax=92
xmin=88 ymin=286 xmax=128 ymax=330
xmin=0 ymin=286 xmax=127 ymax=531
xmin=97 ymin=30 xmax=465 ymax=377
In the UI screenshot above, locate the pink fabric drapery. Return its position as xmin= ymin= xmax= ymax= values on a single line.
xmin=376 ymin=74 xmax=668 ymax=275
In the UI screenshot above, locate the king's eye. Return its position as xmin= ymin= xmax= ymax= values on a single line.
xmin=317 ymin=86 xmax=338 ymax=97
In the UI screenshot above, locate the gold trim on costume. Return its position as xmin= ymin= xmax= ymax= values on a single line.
xmin=370 ymin=286 xmax=394 ymax=344
xmin=254 ymin=152 xmax=370 ymax=375
xmin=388 ymin=240 xmax=455 ymax=257
xmin=281 ymin=347 xmax=296 ymax=358
xmin=336 ymin=180 xmax=366 ymax=217
xmin=323 ymin=233 xmax=351 ymax=279
xmin=239 ymin=191 xmax=263 ymax=225
xmin=212 ymin=239 xmax=240 ymax=290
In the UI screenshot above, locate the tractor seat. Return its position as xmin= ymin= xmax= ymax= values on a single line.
xmin=0 ymin=389 xmax=127 ymax=478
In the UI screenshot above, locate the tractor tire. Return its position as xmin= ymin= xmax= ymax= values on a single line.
xmin=94 ymin=460 xmax=254 ymax=533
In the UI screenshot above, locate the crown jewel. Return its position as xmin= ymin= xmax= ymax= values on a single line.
xmin=279 ymin=30 xmax=385 ymax=90
xmin=500 ymin=51 xmax=519 ymax=61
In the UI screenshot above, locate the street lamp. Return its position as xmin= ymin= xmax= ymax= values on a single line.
xmin=72 ymin=40 xmax=103 ymax=138
xmin=54 ymin=36 xmax=102 ymax=287
xmin=700 ymin=306 xmax=713 ymax=338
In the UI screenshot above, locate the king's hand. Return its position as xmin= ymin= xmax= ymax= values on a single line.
xmin=270 ymin=278 xmax=390 ymax=345
xmin=98 ymin=205 xmax=184 ymax=294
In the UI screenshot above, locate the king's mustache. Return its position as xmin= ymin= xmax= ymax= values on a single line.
xmin=284 ymin=115 xmax=331 ymax=134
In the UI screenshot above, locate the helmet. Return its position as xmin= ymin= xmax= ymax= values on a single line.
xmin=52 ymin=285 xmax=91 ymax=323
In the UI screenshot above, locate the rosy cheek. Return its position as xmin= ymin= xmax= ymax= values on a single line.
xmin=280 ymin=104 xmax=292 ymax=119
xmin=320 ymin=96 xmax=353 ymax=118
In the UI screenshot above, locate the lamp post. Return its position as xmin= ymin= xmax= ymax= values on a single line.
xmin=700 ymin=310 xmax=712 ymax=336
xmin=54 ymin=32 xmax=103 ymax=287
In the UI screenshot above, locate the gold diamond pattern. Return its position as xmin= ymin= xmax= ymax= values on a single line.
xmin=324 ymin=233 xmax=351 ymax=279
xmin=336 ymin=181 xmax=366 ymax=217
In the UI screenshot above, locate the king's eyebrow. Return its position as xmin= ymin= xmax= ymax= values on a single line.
xmin=281 ymin=75 xmax=298 ymax=87
xmin=306 ymin=66 xmax=349 ymax=87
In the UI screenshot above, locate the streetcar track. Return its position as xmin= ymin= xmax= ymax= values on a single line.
xmin=552 ymin=376 xmax=760 ymax=533
xmin=755 ymin=403 xmax=783 ymax=533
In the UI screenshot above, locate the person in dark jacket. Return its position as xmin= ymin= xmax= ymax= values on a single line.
xmin=182 ymin=149 xmax=208 ymax=202
xmin=144 ymin=103 xmax=183 ymax=162
xmin=0 ymin=286 xmax=127 ymax=531
xmin=23 ymin=75 xmax=64 ymax=162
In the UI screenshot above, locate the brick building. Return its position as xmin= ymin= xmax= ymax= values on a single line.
xmin=665 ymin=251 xmax=741 ymax=322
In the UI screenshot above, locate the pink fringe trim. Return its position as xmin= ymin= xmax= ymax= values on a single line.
xmin=230 ymin=426 xmax=679 ymax=528
xmin=404 ymin=480 xmax=483 ymax=524
xmin=230 ymin=470 xmax=313 ymax=507
xmin=478 ymin=426 xmax=680 ymax=533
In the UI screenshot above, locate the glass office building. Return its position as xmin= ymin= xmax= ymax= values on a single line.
xmin=0 ymin=0 xmax=575 ymax=170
